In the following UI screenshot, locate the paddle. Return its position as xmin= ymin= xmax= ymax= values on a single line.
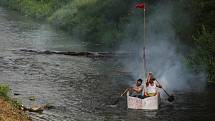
xmin=155 ymin=79 xmax=175 ymax=102
xmin=111 ymin=88 xmax=130 ymax=105
xmin=120 ymin=88 xmax=130 ymax=97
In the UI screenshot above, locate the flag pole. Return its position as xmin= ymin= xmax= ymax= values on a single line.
xmin=135 ymin=1 xmax=148 ymax=79
xmin=143 ymin=3 xmax=147 ymax=78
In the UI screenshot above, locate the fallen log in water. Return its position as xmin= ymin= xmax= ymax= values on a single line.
xmin=19 ymin=49 xmax=132 ymax=58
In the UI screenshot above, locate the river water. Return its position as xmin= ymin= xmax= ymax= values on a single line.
xmin=0 ymin=7 xmax=214 ymax=121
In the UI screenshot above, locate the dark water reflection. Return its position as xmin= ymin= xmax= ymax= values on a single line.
xmin=0 ymin=7 xmax=214 ymax=121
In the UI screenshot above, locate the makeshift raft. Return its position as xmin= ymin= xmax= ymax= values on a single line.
xmin=127 ymin=92 xmax=160 ymax=110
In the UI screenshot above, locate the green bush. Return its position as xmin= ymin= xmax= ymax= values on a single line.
xmin=0 ymin=0 xmax=131 ymax=46
xmin=0 ymin=0 xmax=68 ymax=18
xmin=0 ymin=85 xmax=10 ymax=99
xmin=49 ymin=0 xmax=131 ymax=46
xmin=188 ymin=26 xmax=215 ymax=81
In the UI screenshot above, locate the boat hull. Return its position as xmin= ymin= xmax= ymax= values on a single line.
xmin=127 ymin=92 xmax=160 ymax=110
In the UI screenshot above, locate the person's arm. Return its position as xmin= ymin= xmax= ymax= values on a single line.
xmin=143 ymin=83 xmax=148 ymax=96
xmin=144 ymin=92 xmax=148 ymax=96
xmin=155 ymin=81 xmax=162 ymax=88
xmin=128 ymin=87 xmax=133 ymax=92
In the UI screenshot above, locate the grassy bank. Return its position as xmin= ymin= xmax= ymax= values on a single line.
xmin=0 ymin=85 xmax=30 ymax=121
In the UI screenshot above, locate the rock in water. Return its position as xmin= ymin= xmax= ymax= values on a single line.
xmin=29 ymin=105 xmax=45 ymax=113
xmin=29 ymin=96 xmax=36 ymax=101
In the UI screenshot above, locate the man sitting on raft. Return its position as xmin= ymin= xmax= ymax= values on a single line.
xmin=129 ymin=79 xmax=144 ymax=98
xmin=144 ymin=72 xmax=162 ymax=97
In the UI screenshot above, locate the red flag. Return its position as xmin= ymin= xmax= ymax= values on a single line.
xmin=135 ymin=3 xmax=145 ymax=9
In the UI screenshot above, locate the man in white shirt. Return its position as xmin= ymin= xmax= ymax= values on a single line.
xmin=144 ymin=72 xmax=162 ymax=97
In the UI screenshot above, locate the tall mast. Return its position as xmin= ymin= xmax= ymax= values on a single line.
xmin=143 ymin=0 xmax=147 ymax=78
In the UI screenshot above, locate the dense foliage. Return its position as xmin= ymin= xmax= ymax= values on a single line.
xmin=0 ymin=0 xmax=214 ymax=81
xmin=186 ymin=0 xmax=215 ymax=81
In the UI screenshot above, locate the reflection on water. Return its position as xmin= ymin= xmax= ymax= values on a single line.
xmin=0 ymin=7 xmax=214 ymax=121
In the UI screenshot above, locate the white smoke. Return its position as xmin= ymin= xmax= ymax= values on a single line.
xmin=118 ymin=1 xmax=206 ymax=92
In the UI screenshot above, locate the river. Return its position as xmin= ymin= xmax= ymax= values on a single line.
xmin=0 ymin=7 xmax=214 ymax=121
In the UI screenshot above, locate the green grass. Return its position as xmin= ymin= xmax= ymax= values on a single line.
xmin=0 ymin=84 xmax=10 ymax=99
xmin=0 ymin=84 xmax=23 ymax=109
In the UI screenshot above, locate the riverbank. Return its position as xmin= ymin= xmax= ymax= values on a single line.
xmin=0 ymin=98 xmax=30 ymax=121
xmin=0 ymin=85 xmax=30 ymax=121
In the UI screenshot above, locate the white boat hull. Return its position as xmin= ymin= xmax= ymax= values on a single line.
xmin=127 ymin=92 xmax=160 ymax=110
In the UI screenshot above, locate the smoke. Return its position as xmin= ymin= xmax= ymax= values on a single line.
xmin=118 ymin=1 xmax=206 ymax=91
